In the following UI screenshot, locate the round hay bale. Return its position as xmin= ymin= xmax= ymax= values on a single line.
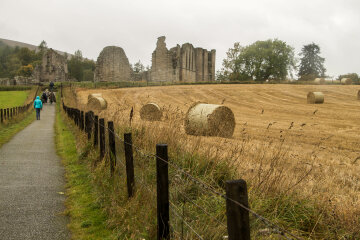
xmin=140 ymin=103 xmax=162 ymax=121
xmin=88 ymin=93 xmax=102 ymax=100
xmin=314 ymin=78 xmax=325 ymax=84
xmin=184 ymin=103 xmax=235 ymax=138
xmin=357 ymin=90 xmax=360 ymax=100
xmin=341 ymin=78 xmax=352 ymax=85
xmin=87 ymin=96 xmax=107 ymax=110
xmin=307 ymin=92 xmax=324 ymax=104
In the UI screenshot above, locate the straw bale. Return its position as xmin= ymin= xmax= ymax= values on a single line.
xmin=314 ymin=78 xmax=325 ymax=84
xmin=185 ymin=103 xmax=235 ymax=138
xmin=88 ymin=93 xmax=103 ymax=100
xmin=341 ymin=78 xmax=352 ymax=85
xmin=140 ymin=103 xmax=162 ymax=121
xmin=87 ymin=96 xmax=107 ymax=110
xmin=307 ymin=92 xmax=324 ymax=104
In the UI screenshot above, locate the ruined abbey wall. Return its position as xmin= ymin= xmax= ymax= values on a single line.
xmin=94 ymin=36 xmax=215 ymax=83
xmin=150 ymin=36 xmax=216 ymax=82
xmin=94 ymin=46 xmax=131 ymax=82
xmin=33 ymin=48 xmax=68 ymax=82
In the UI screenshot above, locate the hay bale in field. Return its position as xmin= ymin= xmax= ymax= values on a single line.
xmin=184 ymin=103 xmax=235 ymax=138
xmin=140 ymin=103 xmax=162 ymax=121
xmin=87 ymin=96 xmax=107 ymax=110
xmin=307 ymin=92 xmax=324 ymax=104
xmin=341 ymin=78 xmax=352 ymax=85
xmin=88 ymin=93 xmax=102 ymax=100
xmin=357 ymin=90 xmax=360 ymax=100
xmin=314 ymin=78 xmax=325 ymax=84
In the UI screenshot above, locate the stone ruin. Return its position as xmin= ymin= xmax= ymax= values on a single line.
xmin=151 ymin=36 xmax=216 ymax=82
xmin=94 ymin=46 xmax=132 ymax=82
xmin=94 ymin=36 xmax=216 ymax=83
xmin=33 ymin=48 xmax=68 ymax=82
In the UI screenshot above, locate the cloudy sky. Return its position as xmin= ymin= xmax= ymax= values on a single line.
xmin=0 ymin=0 xmax=359 ymax=77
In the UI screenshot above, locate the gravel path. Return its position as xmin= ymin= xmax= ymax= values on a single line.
xmin=0 ymin=104 xmax=70 ymax=240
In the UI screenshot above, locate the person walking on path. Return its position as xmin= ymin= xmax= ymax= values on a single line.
xmin=34 ymin=96 xmax=43 ymax=120
xmin=50 ymin=81 xmax=54 ymax=92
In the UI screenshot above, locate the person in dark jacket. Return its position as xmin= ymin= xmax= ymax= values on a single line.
xmin=49 ymin=81 xmax=54 ymax=92
xmin=33 ymin=96 xmax=43 ymax=120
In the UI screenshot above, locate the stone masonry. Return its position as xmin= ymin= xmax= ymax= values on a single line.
xmin=33 ymin=48 xmax=68 ymax=82
xmin=150 ymin=36 xmax=216 ymax=82
xmin=94 ymin=46 xmax=132 ymax=82
xmin=94 ymin=36 xmax=215 ymax=83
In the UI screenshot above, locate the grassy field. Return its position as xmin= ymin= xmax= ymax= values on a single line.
xmin=0 ymin=91 xmax=29 ymax=108
xmin=63 ymin=84 xmax=360 ymax=239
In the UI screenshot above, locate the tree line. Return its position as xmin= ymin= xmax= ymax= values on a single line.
xmin=217 ymin=40 xmax=359 ymax=83
xmin=0 ymin=40 xmax=96 ymax=82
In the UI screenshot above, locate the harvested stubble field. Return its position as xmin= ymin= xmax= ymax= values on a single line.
xmin=69 ymin=84 xmax=360 ymax=236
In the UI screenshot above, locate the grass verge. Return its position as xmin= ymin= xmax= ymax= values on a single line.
xmin=0 ymin=110 xmax=35 ymax=148
xmin=55 ymin=99 xmax=115 ymax=240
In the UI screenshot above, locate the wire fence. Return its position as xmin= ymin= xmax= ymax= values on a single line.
xmin=61 ymin=99 xmax=303 ymax=240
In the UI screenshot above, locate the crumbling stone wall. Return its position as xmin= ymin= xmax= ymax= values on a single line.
xmin=33 ymin=48 xmax=68 ymax=82
xmin=94 ymin=37 xmax=216 ymax=83
xmin=150 ymin=36 xmax=216 ymax=82
xmin=94 ymin=46 xmax=131 ymax=82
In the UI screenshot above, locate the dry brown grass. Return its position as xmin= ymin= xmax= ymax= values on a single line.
xmin=65 ymin=84 xmax=360 ymax=238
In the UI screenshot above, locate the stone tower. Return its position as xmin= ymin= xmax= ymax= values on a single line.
xmin=94 ymin=46 xmax=131 ymax=82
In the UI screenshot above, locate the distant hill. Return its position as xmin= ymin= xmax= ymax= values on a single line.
xmin=0 ymin=38 xmax=71 ymax=58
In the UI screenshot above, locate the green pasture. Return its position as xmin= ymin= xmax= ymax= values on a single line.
xmin=0 ymin=91 xmax=29 ymax=109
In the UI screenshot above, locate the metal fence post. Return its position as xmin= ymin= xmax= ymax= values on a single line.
xmin=124 ymin=133 xmax=135 ymax=198
xmin=226 ymin=179 xmax=251 ymax=240
xmin=156 ymin=144 xmax=170 ymax=240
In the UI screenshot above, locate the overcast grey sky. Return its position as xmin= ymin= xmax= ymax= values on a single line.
xmin=0 ymin=0 xmax=359 ymax=77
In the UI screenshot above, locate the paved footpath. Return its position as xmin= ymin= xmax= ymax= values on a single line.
xmin=0 ymin=104 xmax=70 ymax=240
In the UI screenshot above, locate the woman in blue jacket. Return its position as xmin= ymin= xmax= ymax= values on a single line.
xmin=33 ymin=96 xmax=43 ymax=120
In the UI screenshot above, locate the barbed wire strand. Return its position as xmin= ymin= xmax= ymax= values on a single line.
xmin=174 ymin=188 xmax=228 ymax=229
xmin=170 ymin=201 xmax=205 ymax=240
xmin=69 ymin=106 xmax=303 ymax=240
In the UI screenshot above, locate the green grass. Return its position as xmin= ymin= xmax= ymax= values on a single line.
xmin=55 ymin=99 xmax=115 ymax=240
xmin=0 ymin=91 xmax=29 ymax=109
xmin=0 ymin=110 xmax=35 ymax=148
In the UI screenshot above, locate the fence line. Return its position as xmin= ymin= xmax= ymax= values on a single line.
xmin=61 ymin=101 xmax=303 ymax=240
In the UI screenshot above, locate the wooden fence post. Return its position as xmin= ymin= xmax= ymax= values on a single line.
xmin=99 ymin=118 xmax=105 ymax=160
xmin=108 ymin=121 xmax=116 ymax=176
xmin=156 ymin=144 xmax=170 ymax=240
xmin=94 ymin=115 xmax=99 ymax=147
xmin=80 ymin=111 xmax=84 ymax=131
xmin=1 ymin=109 xmax=3 ymax=123
xmin=10 ymin=108 xmax=12 ymax=119
xmin=124 ymin=133 xmax=135 ymax=198
xmin=6 ymin=108 xmax=9 ymax=120
xmin=88 ymin=111 xmax=93 ymax=140
xmin=226 ymin=179 xmax=251 ymax=240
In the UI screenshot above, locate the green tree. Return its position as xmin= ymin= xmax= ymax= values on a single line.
xmin=218 ymin=39 xmax=296 ymax=81
xmin=17 ymin=47 xmax=36 ymax=66
xmin=298 ymin=43 xmax=326 ymax=80
xmin=132 ymin=60 xmax=145 ymax=73
xmin=68 ymin=50 xmax=83 ymax=81
xmin=68 ymin=50 xmax=95 ymax=81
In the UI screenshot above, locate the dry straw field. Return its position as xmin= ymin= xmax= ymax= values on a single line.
xmin=70 ymin=84 xmax=360 ymax=235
